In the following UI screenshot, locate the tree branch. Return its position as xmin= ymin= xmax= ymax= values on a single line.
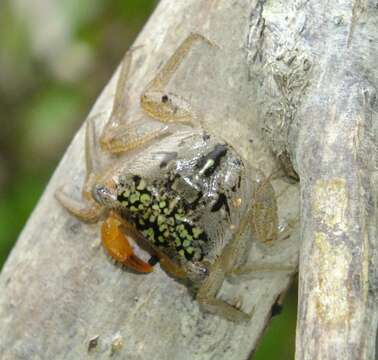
xmin=246 ymin=0 xmax=378 ymax=358
xmin=0 ymin=1 xmax=299 ymax=359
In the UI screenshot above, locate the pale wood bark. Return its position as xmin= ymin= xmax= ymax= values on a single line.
xmin=245 ymin=0 xmax=378 ymax=359
xmin=0 ymin=1 xmax=300 ymax=359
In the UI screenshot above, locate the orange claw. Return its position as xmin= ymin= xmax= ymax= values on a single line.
xmin=101 ymin=213 xmax=153 ymax=273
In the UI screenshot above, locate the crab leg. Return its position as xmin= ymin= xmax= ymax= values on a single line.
xmin=101 ymin=213 xmax=153 ymax=273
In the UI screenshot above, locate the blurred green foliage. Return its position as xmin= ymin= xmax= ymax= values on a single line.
xmin=254 ymin=284 xmax=297 ymax=360
xmin=0 ymin=1 xmax=296 ymax=358
xmin=0 ymin=0 xmax=157 ymax=267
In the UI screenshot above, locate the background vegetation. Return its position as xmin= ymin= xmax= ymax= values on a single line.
xmin=0 ymin=1 xmax=297 ymax=358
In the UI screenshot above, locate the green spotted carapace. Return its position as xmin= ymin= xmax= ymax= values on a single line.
xmin=117 ymin=175 xmax=208 ymax=261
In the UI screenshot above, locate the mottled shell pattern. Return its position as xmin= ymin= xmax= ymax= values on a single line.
xmin=92 ymin=129 xmax=258 ymax=282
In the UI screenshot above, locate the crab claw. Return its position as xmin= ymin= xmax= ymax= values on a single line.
xmin=101 ymin=213 xmax=153 ymax=273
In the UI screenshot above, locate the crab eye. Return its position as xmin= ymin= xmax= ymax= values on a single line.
xmin=92 ymin=185 xmax=116 ymax=205
xmin=199 ymin=266 xmax=208 ymax=275
xmin=118 ymin=175 xmax=127 ymax=186
xmin=92 ymin=185 xmax=105 ymax=203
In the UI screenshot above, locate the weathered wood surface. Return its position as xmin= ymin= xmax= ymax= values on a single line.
xmin=246 ymin=0 xmax=378 ymax=359
xmin=0 ymin=1 xmax=300 ymax=359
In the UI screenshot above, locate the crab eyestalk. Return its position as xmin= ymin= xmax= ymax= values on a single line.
xmin=92 ymin=181 xmax=118 ymax=208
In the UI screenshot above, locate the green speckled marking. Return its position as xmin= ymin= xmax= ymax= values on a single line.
xmin=137 ymin=179 xmax=146 ymax=190
xmin=166 ymin=217 xmax=175 ymax=226
xmin=144 ymin=228 xmax=154 ymax=240
xmin=123 ymin=189 xmax=130 ymax=197
xmin=179 ymin=228 xmax=189 ymax=239
xmin=183 ymin=239 xmax=190 ymax=248
xmin=192 ymin=227 xmax=203 ymax=238
xmin=117 ymin=175 xmax=209 ymax=261
xmin=159 ymin=225 xmax=168 ymax=233
xmin=129 ymin=192 xmax=140 ymax=204
xmin=140 ymin=193 xmax=151 ymax=204
xmin=175 ymin=213 xmax=185 ymax=222
xmin=157 ymin=215 xmax=166 ymax=225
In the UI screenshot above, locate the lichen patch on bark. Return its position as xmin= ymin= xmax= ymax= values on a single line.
xmin=313 ymin=178 xmax=348 ymax=232
xmin=314 ymin=232 xmax=352 ymax=326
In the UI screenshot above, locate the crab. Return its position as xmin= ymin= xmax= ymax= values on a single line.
xmin=56 ymin=33 xmax=288 ymax=322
